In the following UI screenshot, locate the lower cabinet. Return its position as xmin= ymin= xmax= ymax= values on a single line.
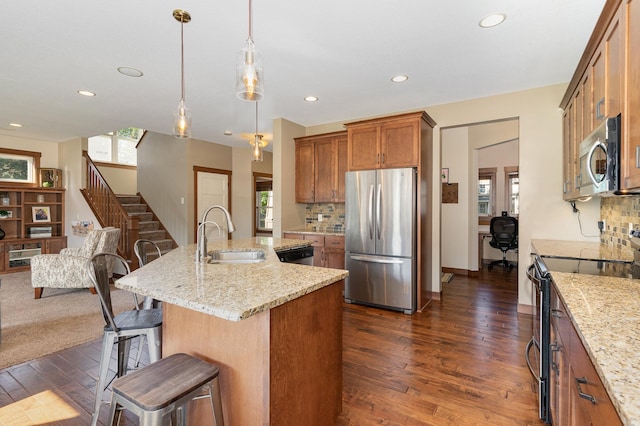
xmin=0 ymin=236 xmax=67 ymax=274
xmin=551 ymin=282 xmax=622 ymax=425
xmin=283 ymin=233 xmax=345 ymax=269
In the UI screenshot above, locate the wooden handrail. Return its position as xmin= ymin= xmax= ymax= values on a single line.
xmin=80 ymin=151 xmax=139 ymax=264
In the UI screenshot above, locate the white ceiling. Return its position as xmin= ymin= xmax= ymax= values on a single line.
xmin=1 ymin=0 xmax=606 ymax=149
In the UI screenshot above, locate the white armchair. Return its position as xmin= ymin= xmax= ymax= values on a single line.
xmin=31 ymin=228 xmax=121 ymax=299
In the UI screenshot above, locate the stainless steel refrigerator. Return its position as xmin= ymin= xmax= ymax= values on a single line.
xmin=344 ymin=168 xmax=417 ymax=314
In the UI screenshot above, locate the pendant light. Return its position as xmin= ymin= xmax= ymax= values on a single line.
xmin=173 ymin=9 xmax=192 ymax=139
xmin=250 ymin=102 xmax=267 ymax=161
xmin=236 ymin=0 xmax=264 ymax=101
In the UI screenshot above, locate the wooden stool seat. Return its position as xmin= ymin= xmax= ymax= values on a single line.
xmin=109 ymin=353 xmax=224 ymax=425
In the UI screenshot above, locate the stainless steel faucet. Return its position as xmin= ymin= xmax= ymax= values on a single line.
xmin=195 ymin=205 xmax=235 ymax=263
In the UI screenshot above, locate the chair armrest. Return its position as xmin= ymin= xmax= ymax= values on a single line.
xmin=31 ymin=254 xmax=93 ymax=289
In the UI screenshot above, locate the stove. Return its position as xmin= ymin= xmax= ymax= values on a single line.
xmin=539 ymin=256 xmax=636 ymax=279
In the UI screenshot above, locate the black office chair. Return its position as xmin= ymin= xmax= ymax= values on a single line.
xmin=488 ymin=212 xmax=518 ymax=271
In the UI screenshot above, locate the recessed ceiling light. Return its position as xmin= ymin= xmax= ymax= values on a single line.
xmin=479 ymin=13 xmax=506 ymax=28
xmin=391 ymin=75 xmax=408 ymax=83
xmin=117 ymin=67 xmax=144 ymax=77
xmin=77 ymin=90 xmax=96 ymax=97
xmin=304 ymin=96 xmax=318 ymax=102
xmin=224 ymin=130 xmax=232 ymax=135
xmin=8 ymin=123 xmax=22 ymax=128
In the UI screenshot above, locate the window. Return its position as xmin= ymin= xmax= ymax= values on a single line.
xmin=256 ymin=190 xmax=273 ymax=232
xmin=505 ymin=166 xmax=519 ymax=216
xmin=0 ymin=148 xmax=41 ymax=186
xmin=478 ymin=168 xmax=496 ymax=224
xmin=88 ymin=127 xmax=143 ymax=165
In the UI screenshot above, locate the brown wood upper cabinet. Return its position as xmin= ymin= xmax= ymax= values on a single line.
xmin=295 ymin=131 xmax=347 ymax=203
xmin=345 ymin=113 xmax=426 ymax=171
xmin=560 ymin=0 xmax=637 ymax=197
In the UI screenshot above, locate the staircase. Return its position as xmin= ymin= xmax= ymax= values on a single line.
xmin=80 ymin=150 xmax=177 ymax=269
xmin=116 ymin=194 xmax=176 ymax=260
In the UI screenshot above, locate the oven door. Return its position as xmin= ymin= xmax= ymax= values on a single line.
xmin=526 ymin=258 xmax=551 ymax=423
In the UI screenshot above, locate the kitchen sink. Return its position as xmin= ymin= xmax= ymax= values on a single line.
xmin=207 ymin=249 xmax=266 ymax=264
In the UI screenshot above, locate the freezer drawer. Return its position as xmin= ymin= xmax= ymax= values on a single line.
xmin=345 ymin=253 xmax=415 ymax=314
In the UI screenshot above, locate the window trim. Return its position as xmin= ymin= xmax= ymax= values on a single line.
xmin=478 ymin=167 xmax=496 ymax=225
xmin=0 ymin=148 xmax=41 ymax=187
xmin=504 ymin=166 xmax=519 ymax=217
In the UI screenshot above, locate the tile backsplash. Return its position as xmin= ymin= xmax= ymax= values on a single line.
xmin=600 ymin=195 xmax=640 ymax=257
xmin=305 ymin=203 xmax=345 ymax=233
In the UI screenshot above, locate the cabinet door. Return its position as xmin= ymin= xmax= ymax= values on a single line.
xmin=582 ymin=72 xmax=593 ymax=137
xmin=335 ymin=135 xmax=348 ymax=202
xmin=324 ymin=236 xmax=345 ymax=269
xmin=591 ymin=47 xmax=606 ymax=124
xmin=0 ymin=242 xmax=5 ymax=273
xmin=622 ymin=0 xmax=640 ymax=188
xmin=563 ymin=103 xmax=574 ymax=199
xmin=295 ymin=140 xmax=315 ymax=202
xmin=45 ymin=237 xmax=67 ymax=254
xmin=568 ymin=322 xmax=622 ymax=425
xmin=380 ymin=119 xmax=419 ymax=168
xmin=314 ymin=137 xmax=337 ymax=202
xmin=604 ymin=6 xmax=624 ymax=118
xmin=348 ymin=126 xmax=379 ymax=171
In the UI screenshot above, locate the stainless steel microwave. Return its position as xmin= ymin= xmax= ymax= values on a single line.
xmin=578 ymin=114 xmax=621 ymax=197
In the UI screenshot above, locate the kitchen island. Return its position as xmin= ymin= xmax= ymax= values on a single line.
xmin=116 ymin=237 xmax=348 ymax=425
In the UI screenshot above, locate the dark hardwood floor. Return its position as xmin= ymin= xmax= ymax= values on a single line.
xmin=0 ymin=267 xmax=544 ymax=425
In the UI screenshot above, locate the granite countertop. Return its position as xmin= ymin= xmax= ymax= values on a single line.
xmin=551 ymin=272 xmax=640 ymax=425
xmin=532 ymin=239 xmax=639 ymax=424
xmin=531 ymin=239 xmax=633 ymax=262
xmin=115 ymin=237 xmax=348 ymax=322
xmin=284 ymin=228 xmax=345 ymax=237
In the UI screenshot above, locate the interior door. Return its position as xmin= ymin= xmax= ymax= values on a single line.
xmin=196 ymin=171 xmax=230 ymax=243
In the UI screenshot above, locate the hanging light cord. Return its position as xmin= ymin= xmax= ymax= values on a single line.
xmin=255 ymin=102 xmax=258 ymax=136
xmin=180 ymin=17 xmax=186 ymax=102
xmin=248 ymin=0 xmax=253 ymax=40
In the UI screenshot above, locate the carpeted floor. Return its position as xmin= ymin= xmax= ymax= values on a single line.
xmin=0 ymin=271 xmax=136 ymax=370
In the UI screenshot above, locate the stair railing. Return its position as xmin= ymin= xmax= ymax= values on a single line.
xmin=80 ymin=151 xmax=140 ymax=266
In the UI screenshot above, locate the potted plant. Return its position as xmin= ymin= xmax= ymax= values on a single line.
xmin=0 ymin=209 xmax=11 ymax=218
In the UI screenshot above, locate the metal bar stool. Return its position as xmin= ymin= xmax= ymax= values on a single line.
xmin=108 ymin=352 xmax=224 ymax=425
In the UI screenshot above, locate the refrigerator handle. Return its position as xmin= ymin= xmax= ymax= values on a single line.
xmin=350 ymin=255 xmax=404 ymax=264
xmin=376 ymin=183 xmax=382 ymax=240
xmin=368 ymin=184 xmax=374 ymax=240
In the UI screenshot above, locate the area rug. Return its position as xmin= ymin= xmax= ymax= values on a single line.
xmin=441 ymin=272 xmax=454 ymax=283
xmin=0 ymin=271 xmax=136 ymax=370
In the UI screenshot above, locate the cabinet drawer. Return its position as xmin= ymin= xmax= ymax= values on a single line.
xmin=324 ymin=235 xmax=345 ymax=249
xmin=304 ymin=235 xmax=325 ymax=247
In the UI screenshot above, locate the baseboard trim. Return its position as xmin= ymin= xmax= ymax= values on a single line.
xmin=517 ymin=303 xmax=535 ymax=315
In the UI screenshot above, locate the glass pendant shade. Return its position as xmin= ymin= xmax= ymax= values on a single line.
xmin=236 ymin=38 xmax=264 ymax=101
xmin=173 ymin=99 xmax=192 ymax=139
xmin=251 ymin=134 xmax=264 ymax=162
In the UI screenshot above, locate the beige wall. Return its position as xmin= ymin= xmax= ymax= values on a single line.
xmin=427 ymin=84 xmax=601 ymax=308
xmin=137 ymin=132 xmax=190 ymax=245
xmin=0 ymin=134 xmax=59 ymax=168
xmin=273 ymin=118 xmax=306 ymax=237
xmin=96 ymin=165 xmax=137 ymax=195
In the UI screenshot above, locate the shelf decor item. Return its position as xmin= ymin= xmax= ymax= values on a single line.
xmin=38 ymin=168 xmax=62 ymax=188
xmin=0 ymin=210 xmax=12 ymax=218
xmin=1 ymin=193 xmax=9 ymax=205
xmin=32 ymin=206 xmax=51 ymax=223
xmin=0 ymin=225 xmax=5 ymax=240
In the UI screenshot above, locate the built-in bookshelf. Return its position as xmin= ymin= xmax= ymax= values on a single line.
xmin=0 ymin=187 xmax=67 ymax=273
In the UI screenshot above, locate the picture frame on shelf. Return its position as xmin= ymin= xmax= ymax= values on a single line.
xmin=38 ymin=168 xmax=63 ymax=188
xmin=32 ymin=206 xmax=51 ymax=223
